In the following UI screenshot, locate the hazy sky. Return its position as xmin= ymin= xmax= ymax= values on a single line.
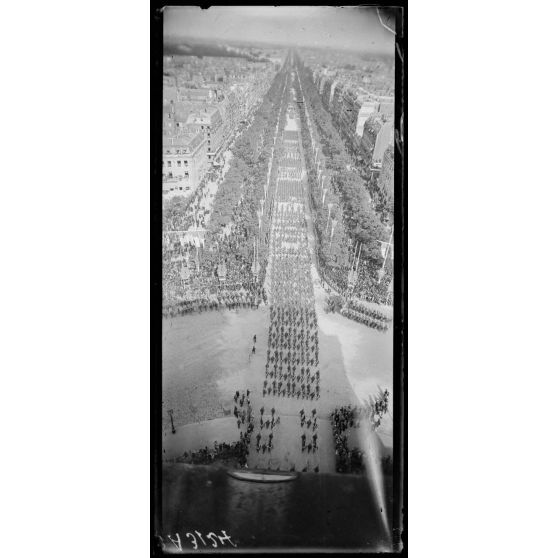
xmin=163 ymin=6 xmax=395 ymax=54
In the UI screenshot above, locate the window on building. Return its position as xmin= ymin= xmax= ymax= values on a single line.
xmin=185 ymin=172 xmax=189 ymax=178
xmin=177 ymin=161 xmax=181 ymax=167
xmin=175 ymin=149 xmax=180 ymax=154
xmin=183 ymin=160 xmax=188 ymax=166
xmin=167 ymin=161 xmax=172 ymax=167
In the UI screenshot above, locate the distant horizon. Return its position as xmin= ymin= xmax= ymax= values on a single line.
xmin=163 ymin=6 xmax=396 ymax=56
xmin=163 ymin=35 xmax=395 ymax=61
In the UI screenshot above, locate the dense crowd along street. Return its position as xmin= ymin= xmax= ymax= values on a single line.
xmin=162 ymin=53 xmax=395 ymax=327
xmin=161 ymin=72 xmax=289 ymax=317
xmin=292 ymin=59 xmax=394 ymax=313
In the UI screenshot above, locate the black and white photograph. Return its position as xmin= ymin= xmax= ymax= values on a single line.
xmin=6 ymin=2 xmax=558 ymax=558
xmin=154 ymin=4 xmax=405 ymax=554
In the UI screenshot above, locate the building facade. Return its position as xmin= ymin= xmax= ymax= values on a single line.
xmin=377 ymin=144 xmax=394 ymax=210
xmin=162 ymin=131 xmax=208 ymax=195
xmin=372 ymin=120 xmax=394 ymax=167
xmin=360 ymin=114 xmax=383 ymax=168
xmin=186 ymin=106 xmax=225 ymax=163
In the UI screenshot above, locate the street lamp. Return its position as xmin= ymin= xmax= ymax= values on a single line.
xmin=168 ymin=409 xmax=176 ymax=434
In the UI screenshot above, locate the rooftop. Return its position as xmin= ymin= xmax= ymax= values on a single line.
xmin=163 ymin=131 xmax=203 ymax=150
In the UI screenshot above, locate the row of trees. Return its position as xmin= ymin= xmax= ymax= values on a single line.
xmin=298 ymin=113 xmax=351 ymax=282
xmin=294 ymin=58 xmax=389 ymax=270
xmin=374 ymin=144 xmax=395 ymax=218
xmin=202 ymin=64 xmax=291 ymax=282
xmin=311 ymin=69 xmax=394 ymax=227
xmin=162 ymin=64 xmax=290 ymax=311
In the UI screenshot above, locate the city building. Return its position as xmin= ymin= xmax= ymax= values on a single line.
xmin=162 ymin=131 xmax=208 ymax=195
xmin=376 ymin=96 xmax=394 ymax=117
xmin=218 ymin=87 xmax=242 ymax=143
xmin=355 ymin=99 xmax=378 ymax=135
xmin=178 ymin=87 xmax=216 ymax=103
xmin=330 ymin=81 xmax=345 ymax=126
xmin=186 ymin=106 xmax=225 ymax=163
xmin=377 ymin=144 xmax=394 ymax=207
xmin=372 ymin=120 xmax=394 ymax=167
xmin=360 ymin=114 xmax=383 ymax=167
xmin=161 ymin=49 xmax=280 ymax=191
xmin=320 ymin=76 xmax=337 ymax=109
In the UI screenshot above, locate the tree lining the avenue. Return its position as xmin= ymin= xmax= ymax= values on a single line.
xmin=162 ymin=62 xmax=291 ymax=312
xmin=375 ymin=144 xmax=395 ymax=217
xmin=163 ymin=53 xmax=393 ymax=313
xmin=295 ymin=60 xmax=388 ymax=264
xmin=205 ymin=64 xmax=290 ymax=271
xmin=293 ymin=55 xmax=393 ymax=305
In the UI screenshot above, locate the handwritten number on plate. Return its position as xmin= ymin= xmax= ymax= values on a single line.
xmin=185 ymin=532 xmax=198 ymax=550
xmin=167 ymin=533 xmax=182 ymax=552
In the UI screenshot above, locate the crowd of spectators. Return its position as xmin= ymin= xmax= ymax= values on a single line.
xmin=346 ymin=300 xmax=390 ymax=322
xmin=323 ymin=289 xmax=391 ymax=331
xmin=351 ymin=263 xmax=393 ymax=306
xmin=330 ymin=391 xmax=390 ymax=474
xmin=295 ymin=64 xmax=394 ymax=311
xmin=339 ymin=307 xmax=388 ymax=331
xmin=339 ymin=299 xmax=390 ymax=331
xmin=176 ymin=441 xmax=248 ymax=467
xmin=330 ymin=405 xmax=366 ymax=474
xmin=162 ymin=67 xmax=290 ymax=317
xmin=163 ymin=169 xmax=219 ymax=232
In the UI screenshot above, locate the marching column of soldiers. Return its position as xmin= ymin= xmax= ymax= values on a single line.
xmin=263 ymin=124 xmax=320 ymax=403
xmin=229 ymin=97 xmax=324 ymax=473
